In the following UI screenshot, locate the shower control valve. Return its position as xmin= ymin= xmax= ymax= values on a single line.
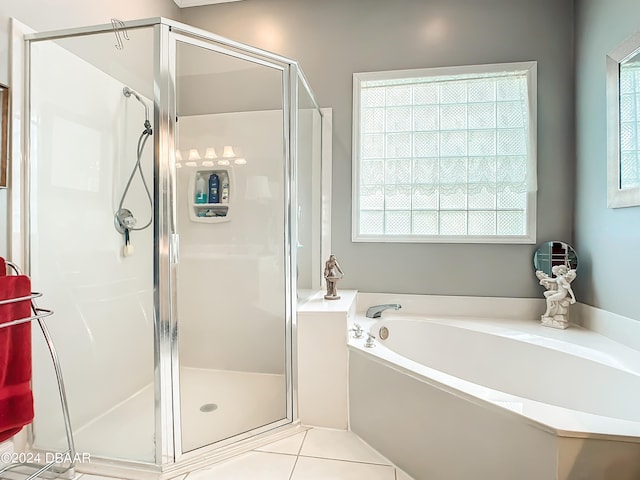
xmin=349 ymin=323 xmax=364 ymax=339
xmin=365 ymin=333 xmax=376 ymax=348
xmin=115 ymin=208 xmax=137 ymax=234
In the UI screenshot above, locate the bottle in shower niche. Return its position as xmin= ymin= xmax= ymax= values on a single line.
xmin=195 ymin=173 xmax=208 ymax=204
xmin=208 ymin=172 xmax=219 ymax=204
xmin=220 ymin=171 xmax=230 ymax=203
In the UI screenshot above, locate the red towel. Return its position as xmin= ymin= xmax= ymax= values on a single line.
xmin=0 ymin=275 xmax=34 ymax=442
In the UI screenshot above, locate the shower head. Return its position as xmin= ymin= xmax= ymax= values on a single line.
xmin=123 ymin=86 xmax=151 ymax=131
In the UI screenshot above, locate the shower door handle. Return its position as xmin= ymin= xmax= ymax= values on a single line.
xmin=171 ymin=233 xmax=180 ymax=264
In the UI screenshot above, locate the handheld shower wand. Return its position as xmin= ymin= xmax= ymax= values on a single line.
xmin=116 ymin=86 xmax=153 ymax=257
xmin=122 ymin=86 xmax=152 ymax=135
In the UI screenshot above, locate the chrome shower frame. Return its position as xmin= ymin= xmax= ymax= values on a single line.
xmin=14 ymin=17 xmax=323 ymax=475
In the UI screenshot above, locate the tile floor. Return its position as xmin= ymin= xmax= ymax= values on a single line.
xmin=78 ymin=428 xmax=415 ymax=480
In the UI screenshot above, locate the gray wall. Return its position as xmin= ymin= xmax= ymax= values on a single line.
xmin=1 ymin=1 xmax=576 ymax=300
xmin=182 ymin=0 xmax=575 ymax=298
xmin=0 ymin=0 xmax=181 ymax=257
xmin=574 ymin=0 xmax=640 ymax=321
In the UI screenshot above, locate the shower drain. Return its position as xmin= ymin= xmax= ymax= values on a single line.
xmin=200 ymin=403 xmax=218 ymax=412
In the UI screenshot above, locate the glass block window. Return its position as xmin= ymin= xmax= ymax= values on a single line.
xmin=619 ymin=61 xmax=640 ymax=190
xmin=353 ymin=62 xmax=537 ymax=243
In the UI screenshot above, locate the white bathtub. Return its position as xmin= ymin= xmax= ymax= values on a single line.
xmin=348 ymin=309 xmax=640 ymax=480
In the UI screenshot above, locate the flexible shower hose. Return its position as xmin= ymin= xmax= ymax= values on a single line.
xmin=117 ymin=123 xmax=153 ymax=231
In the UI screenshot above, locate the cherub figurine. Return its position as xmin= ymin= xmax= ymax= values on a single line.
xmin=323 ymin=254 xmax=344 ymax=300
xmin=536 ymin=264 xmax=577 ymax=329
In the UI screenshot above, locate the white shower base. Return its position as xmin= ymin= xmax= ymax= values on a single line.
xmin=71 ymin=367 xmax=285 ymax=461
xmin=179 ymin=367 xmax=286 ymax=452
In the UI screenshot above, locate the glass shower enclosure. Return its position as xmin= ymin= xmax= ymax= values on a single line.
xmin=17 ymin=17 xmax=323 ymax=469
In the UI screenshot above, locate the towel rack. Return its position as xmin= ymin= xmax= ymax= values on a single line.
xmin=0 ymin=261 xmax=76 ymax=480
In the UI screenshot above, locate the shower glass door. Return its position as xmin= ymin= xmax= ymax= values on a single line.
xmin=172 ymin=35 xmax=291 ymax=453
xmin=27 ymin=27 xmax=156 ymax=462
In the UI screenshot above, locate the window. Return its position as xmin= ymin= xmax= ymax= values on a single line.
xmin=619 ymin=60 xmax=640 ymax=190
xmin=352 ymin=62 xmax=537 ymax=243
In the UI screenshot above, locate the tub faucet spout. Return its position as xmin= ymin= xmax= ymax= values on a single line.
xmin=366 ymin=303 xmax=402 ymax=318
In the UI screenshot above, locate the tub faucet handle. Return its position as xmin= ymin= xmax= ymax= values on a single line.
xmin=349 ymin=323 xmax=364 ymax=339
xmin=365 ymin=333 xmax=376 ymax=348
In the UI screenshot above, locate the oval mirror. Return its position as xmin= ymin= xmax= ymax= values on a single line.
xmin=533 ymin=241 xmax=578 ymax=276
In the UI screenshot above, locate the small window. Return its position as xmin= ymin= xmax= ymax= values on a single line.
xmin=352 ymin=62 xmax=537 ymax=243
xmin=619 ymin=60 xmax=640 ymax=190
